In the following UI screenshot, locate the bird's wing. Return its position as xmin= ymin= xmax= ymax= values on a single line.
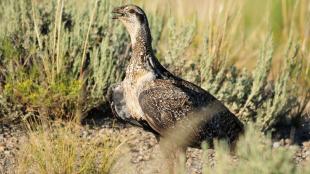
xmin=138 ymin=79 xmax=218 ymax=135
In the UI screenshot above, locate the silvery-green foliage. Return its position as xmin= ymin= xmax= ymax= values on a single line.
xmin=148 ymin=12 xmax=164 ymax=51
xmin=200 ymin=36 xmax=227 ymax=95
xmin=198 ymin=32 xmax=305 ymax=131
xmin=0 ymin=0 xmax=130 ymax=120
xmin=258 ymin=41 xmax=300 ymax=131
xmin=240 ymin=34 xmax=273 ymax=122
xmin=0 ymin=0 xmax=307 ymax=128
xmin=202 ymin=124 xmax=303 ymax=174
xmin=165 ymin=17 xmax=197 ymax=66
xmin=216 ymin=67 xmax=253 ymax=112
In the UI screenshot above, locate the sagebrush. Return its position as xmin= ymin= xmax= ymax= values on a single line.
xmin=0 ymin=0 xmax=309 ymax=130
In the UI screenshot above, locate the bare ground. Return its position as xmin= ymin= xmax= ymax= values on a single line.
xmin=0 ymin=116 xmax=309 ymax=174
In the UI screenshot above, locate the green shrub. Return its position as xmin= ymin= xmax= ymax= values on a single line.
xmin=202 ymin=124 xmax=310 ymax=174
xmin=198 ymin=28 xmax=307 ymax=131
xmin=166 ymin=0 xmax=310 ymax=131
xmin=0 ymin=0 xmax=309 ymax=130
xmin=0 ymin=0 xmax=128 ymax=120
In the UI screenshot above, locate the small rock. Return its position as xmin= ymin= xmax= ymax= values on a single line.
xmin=279 ymin=139 xmax=285 ymax=146
xmin=302 ymin=141 xmax=310 ymax=148
xmin=0 ymin=144 xmax=5 ymax=152
xmin=4 ymin=150 xmax=10 ymax=156
xmin=81 ymin=131 xmax=89 ymax=138
xmin=273 ymin=142 xmax=280 ymax=148
xmin=284 ymin=138 xmax=292 ymax=145
xmin=305 ymin=150 xmax=310 ymax=157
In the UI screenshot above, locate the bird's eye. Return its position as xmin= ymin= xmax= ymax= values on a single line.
xmin=128 ymin=9 xmax=135 ymax=14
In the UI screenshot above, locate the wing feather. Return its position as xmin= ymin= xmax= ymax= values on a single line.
xmin=138 ymin=79 xmax=216 ymax=135
xmin=138 ymin=79 xmax=244 ymax=147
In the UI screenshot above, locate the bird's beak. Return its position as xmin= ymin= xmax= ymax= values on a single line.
xmin=112 ymin=7 xmax=124 ymax=20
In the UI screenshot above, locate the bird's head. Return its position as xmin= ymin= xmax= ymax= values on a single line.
xmin=112 ymin=5 xmax=150 ymax=45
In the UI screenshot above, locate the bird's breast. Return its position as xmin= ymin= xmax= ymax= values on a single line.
xmin=123 ymin=70 xmax=156 ymax=121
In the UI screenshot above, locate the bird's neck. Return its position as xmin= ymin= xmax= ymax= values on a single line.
xmin=131 ymin=25 xmax=153 ymax=56
xmin=127 ymin=24 xmax=174 ymax=80
xmin=129 ymin=25 xmax=155 ymax=68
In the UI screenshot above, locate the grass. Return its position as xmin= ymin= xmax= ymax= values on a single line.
xmin=0 ymin=0 xmax=309 ymax=173
xmin=0 ymin=0 xmax=127 ymax=121
xmin=202 ymin=124 xmax=310 ymax=174
xmin=17 ymin=120 xmax=123 ymax=174
xmin=16 ymin=122 xmax=310 ymax=174
xmin=16 ymin=121 xmax=310 ymax=174
xmin=0 ymin=0 xmax=308 ymax=127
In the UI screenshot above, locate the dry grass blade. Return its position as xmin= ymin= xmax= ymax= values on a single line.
xmin=17 ymin=120 xmax=123 ymax=174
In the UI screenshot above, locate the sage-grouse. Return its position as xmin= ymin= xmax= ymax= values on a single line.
xmin=110 ymin=5 xmax=244 ymax=149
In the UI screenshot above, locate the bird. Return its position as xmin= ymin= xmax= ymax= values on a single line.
xmin=109 ymin=4 xmax=244 ymax=154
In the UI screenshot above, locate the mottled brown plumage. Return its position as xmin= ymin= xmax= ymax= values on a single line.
xmin=109 ymin=5 xmax=244 ymax=148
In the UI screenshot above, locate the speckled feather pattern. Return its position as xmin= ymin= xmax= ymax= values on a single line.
xmin=110 ymin=5 xmax=244 ymax=148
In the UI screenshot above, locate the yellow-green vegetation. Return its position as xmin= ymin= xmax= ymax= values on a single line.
xmin=202 ymin=124 xmax=310 ymax=174
xmin=17 ymin=121 xmax=122 ymax=174
xmin=0 ymin=0 xmax=309 ymax=129
xmin=0 ymin=0 xmax=309 ymax=173
xmin=0 ymin=0 xmax=127 ymax=121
